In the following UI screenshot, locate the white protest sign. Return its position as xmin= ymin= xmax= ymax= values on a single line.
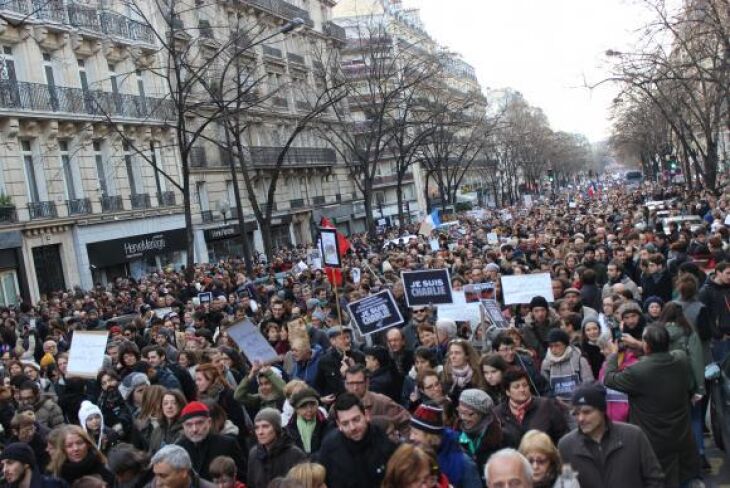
xmin=437 ymin=291 xmax=481 ymax=325
xmin=429 ymin=239 xmax=440 ymax=252
xmin=67 ymin=331 xmax=109 ymax=378
xmin=154 ymin=307 xmax=173 ymax=319
xmin=501 ymin=273 xmax=555 ymax=305
xmin=296 ymin=261 xmax=308 ymax=273
xmin=227 ymin=318 xmax=279 ymax=364
xmin=351 ymin=267 xmax=361 ymax=284
xmin=725 ymin=214 xmax=730 ymax=226
xmin=486 ymin=232 xmax=499 ymax=245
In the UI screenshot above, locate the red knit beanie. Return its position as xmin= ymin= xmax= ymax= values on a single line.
xmin=179 ymin=401 xmax=209 ymax=422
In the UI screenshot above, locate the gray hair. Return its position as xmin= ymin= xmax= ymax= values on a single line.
xmin=484 ymin=448 xmax=533 ymax=487
xmin=150 ymin=445 xmax=192 ymax=471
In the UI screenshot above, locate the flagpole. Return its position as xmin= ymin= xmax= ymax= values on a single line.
xmin=334 ymin=276 xmax=343 ymax=325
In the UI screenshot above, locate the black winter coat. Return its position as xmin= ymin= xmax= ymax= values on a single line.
xmin=246 ymin=436 xmax=307 ymax=488
xmin=316 ymin=424 xmax=397 ymax=488
xmin=177 ymin=433 xmax=246 ymax=482
xmin=494 ymin=396 xmax=569 ymax=448
xmin=284 ymin=411 xmax=331 ymax=456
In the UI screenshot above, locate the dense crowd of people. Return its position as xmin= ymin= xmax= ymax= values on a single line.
xmin=0 ymin=178 xmax=728 ymax=488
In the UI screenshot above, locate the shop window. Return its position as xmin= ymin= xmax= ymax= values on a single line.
xmin=0 ymin=270 xmax=19 ymax=307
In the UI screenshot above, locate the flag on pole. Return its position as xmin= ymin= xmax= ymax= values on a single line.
xmin=418 ymin=210 xmax=441 ymax=236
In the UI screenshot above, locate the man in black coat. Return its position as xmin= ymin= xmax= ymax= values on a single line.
xmin=640 ymin=254 xmax=673 ymax=303
xmin=176 ymin=401 xmax=246 ymax=482
xmin=0 ymin=442 xmax=66 ymax=488
xmin=316 ymin=393 xmax=397 ymax=488
xmin=314 ymin=326 xmax=364 ymax=399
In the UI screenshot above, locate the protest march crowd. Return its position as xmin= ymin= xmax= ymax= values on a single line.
xmin=0 ymin=176 xmax=728 ymax=488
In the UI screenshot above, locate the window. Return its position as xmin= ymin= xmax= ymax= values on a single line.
xmin=136 ymin=69 xmax=145 ymax=97
xmin=196 ymin=181 xmax=209 ymax=211
xmin=58 ymin=141 xmax=78 ymax=200
xmin=21 ymin=140 xmax=41 ymax=203
xmin=0 ymin=270 xmax=19 ymax=307
xmin=226 ymin=180 xmax=235 ymax=206
xmin=0 ymin=46 xmax=17 ymax=82
xmin=93 ymin=140 xmax=111 ymax=196
xmin=123 ymin=142 xmax=142 ymax=195
xmin=151 ymin=141 xmax=165 ymax=194
xmin=375 ymin=191 xmax=385 ymax=205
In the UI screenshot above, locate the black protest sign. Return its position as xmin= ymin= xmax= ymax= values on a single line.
xmin=481 ymin=298 xmax=508 ymax=328
xmin=347 ymin=290 xmax=404 ymax=336
xmin=198 ymin=292 xmax=212 ymax=304
xmin=402 ymin=269 xmax=453 ymax=307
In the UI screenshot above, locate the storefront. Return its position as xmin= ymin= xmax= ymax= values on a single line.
xmin=204 ymin=222 xmax=257 ymax=261
xmin=0 ymin=231 xmax=27 ymax=305
xmin=86 ymin=228 xmax=188 ymax=284
xmin=73 ymin=215 xmax=190 ymax=289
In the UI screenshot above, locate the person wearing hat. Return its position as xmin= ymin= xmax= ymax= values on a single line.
xmin=176 ymin=401 xmax=246 ymax=483
xmin=285 ymin=387 xmax=330 ymax=457
xmin=562 ymin=288 xmax=598 ymax=321
xmin=615 ymin=301 xmax=647 ymax=353
xmin=313 ymin=325 xmax=364 ymax=399
xmin=247 ymin=407 xmax=306 ymax=488
xmin=409 ymin=404 xmax=482 ymax=488
xmin=540 ymin=328 xmax=594 ymax=403
xmin=0 ymin=442 xmax=65 ymax=488
xmin=643 ymin=295 xmax=664 ymax=325
xmin=494 ymin=369 xmax=568 ymax=448
xmin=558 ymin=383 xmax=664 ymax=487
xmin=456 ymin=389 xmax=504 ymax=478
xmin=521 ymin=296 xmax=560 ymax=360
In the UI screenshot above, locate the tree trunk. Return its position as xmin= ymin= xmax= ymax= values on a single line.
xmin=261 ymin=219 xmax=274 ymax=263
xmin=396 ymin=175 xmax=404 ymax=226
xmin=363 ymin=186 xmax=376 ymax=239
xmin=224 ymin=127 xmax=253 ymax=274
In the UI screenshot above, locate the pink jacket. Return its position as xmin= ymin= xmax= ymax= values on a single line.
xmin=598 ymin=349 xmax=639 ymax=422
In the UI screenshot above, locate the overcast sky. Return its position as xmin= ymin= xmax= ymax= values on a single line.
xmin=403 ymin=0 xmax=652 ymax=142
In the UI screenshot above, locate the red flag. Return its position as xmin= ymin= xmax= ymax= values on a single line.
xmin=324 ymin=266 xmax=343 ymax=286
xmin=320 ymin=217 xmax=351 ymax=257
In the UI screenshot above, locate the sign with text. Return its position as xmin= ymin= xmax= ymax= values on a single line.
xmin=464 ymin=283 xmax=495 ymax=303
xmin=67 ymin=331 xmax=109 ymax=378
xmin=481 ymin=298 xmax=508 ymax=328
xmin=227 ymin=319 xmax=279 ymax=364
xmin=437 ymin=291 xmax=481 ymax=325
xmin=347 ymin=290 xmax=404 ymax=336
xmin=402 ymin=269 xmax=453 ymax=307
xmin=198 ymin=292 xmax=212 ymax=304
xmin=500 ymin=273 xmax=554 ymax=305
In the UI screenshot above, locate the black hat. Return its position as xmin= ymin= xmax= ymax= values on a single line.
xmin=0 ymin=442 xmax=37 ymax=467
xmin=529 ymin=296 xmax=549 ymax=310
xmin=546 ymin=328 xmax=570 ymax=346
xmin=572 ymin=383 xmax=607 ymax=411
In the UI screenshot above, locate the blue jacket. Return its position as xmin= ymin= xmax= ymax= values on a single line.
xmin=438 ymin=429 xmax=482 ymax=488
xmin=291 ymin=344 xmax=323 ymax=387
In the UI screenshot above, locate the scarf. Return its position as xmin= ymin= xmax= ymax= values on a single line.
xmin=450 ymin=364 xmax=474 ymax=388
xmin=60 ymin=452 xmax=103 ymax=483
xmin=545 ymin=346 xmax=572 ymax=366
xmin=509 ymin=397 xmax=533 ymax=424
xmin=296 ymin=416 xmax=317 ymax=453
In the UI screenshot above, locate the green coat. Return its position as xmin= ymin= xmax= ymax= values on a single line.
xmin=604 ymin=351 xmax=699 ymax=487
xmin=665 ymin=323 xmax=705 ymax=395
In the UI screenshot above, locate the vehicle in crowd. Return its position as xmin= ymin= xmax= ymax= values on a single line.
xmin=645 ymin=199 xmax=676 ymax=211
xmin=661 ymin=215 xmax=705 ymax=235
xmin=625 ymin=170 xmax=644 ymax=187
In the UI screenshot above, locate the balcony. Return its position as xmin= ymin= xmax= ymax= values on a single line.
xmin=263 ymin=45 xmax=283 ymax=59
xmin=158 ymin=191 xmax=176 ymax=206
xmin=290 ymin=198 xmax=305 ymax=209
xmin=373 ymin=172 xmax=414 ymax=187
xmin=67 ymin=197 xmax=91 ymax=215
xmin=312 ymin=195 xmax=325 ymax=205
xmin=249 ymin=146 xmax=336 ymax=167
xmin=335 ymin=193 xmax=342 ymax=203
xmin=0 ymin=206 xmax=17 ymax=224
xmin=0 ymin=1 xmax=155 ymax=44
xmin=271 ymin=96 xmax=288 ymax=108
xmin=100 ymin=195 xmax=123 ymax=213
xmin=323 ymin=21 xmax=346 ymax=43
xmin=295 ymin=100 xmax=310 ymax=112
xmin=240 ymin=0 xmax=314 ymax=27
xmin=28 ymin=201 xmax=57 ymax=220
xmin=0 ymin=81 xmax=174 ymax=121
xmin=130 ymin=193 xmax=151 ymax=210
xmin=201 ymin=210 xmax=215 ymax=223
xmin=260 ymin=202 xmax=277 ymax=214
xmin=287 ymin=52 xmax=305 ymax=66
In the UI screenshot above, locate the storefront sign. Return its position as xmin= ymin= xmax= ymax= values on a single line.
xmin=203 ymin=222 xmax=258 ymax=242
xmin=87 ymin=228 xmax=188 ymax=268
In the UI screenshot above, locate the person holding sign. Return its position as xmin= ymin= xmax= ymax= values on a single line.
xmin=539 ymin=329 xmax=594 ymax=403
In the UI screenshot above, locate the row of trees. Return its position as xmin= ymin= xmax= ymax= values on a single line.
xmin=608 ymin=0 xmax=730 ymax=191
xmin=1 ymin=0 xmax=597 ymax=276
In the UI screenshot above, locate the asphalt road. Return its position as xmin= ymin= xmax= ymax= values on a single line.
xmin=706 ymin=439 xmax=729 ymax=487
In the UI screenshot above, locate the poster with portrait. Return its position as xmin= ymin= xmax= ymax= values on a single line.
xmin=319 ymin=228 xmax=341 ymax=268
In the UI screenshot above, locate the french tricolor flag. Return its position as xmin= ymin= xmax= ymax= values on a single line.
xmin=418 ymin=210 xmax=441 ymax=236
